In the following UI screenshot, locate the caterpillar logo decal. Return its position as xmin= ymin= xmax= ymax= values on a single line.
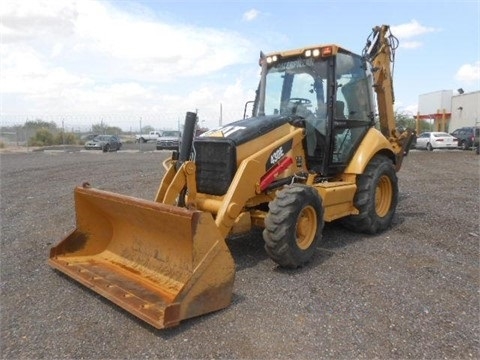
xmin=266 ymin=140 xmax=292 ymax=171
xmin=201 ymin=126 xmax=246 ymax=138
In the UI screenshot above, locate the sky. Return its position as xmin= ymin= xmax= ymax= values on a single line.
xmin=1 ymin=0 xmax=479 ymax=131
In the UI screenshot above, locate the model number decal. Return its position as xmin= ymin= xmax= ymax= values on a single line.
xmin=270 ymin=147 xmax=284 ymax=165
xmin=266 ymin=140 xmax=293 ymax=171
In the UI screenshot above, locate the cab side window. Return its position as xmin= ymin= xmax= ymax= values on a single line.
xmin=332 ymin=52 xmax=373 ymax=164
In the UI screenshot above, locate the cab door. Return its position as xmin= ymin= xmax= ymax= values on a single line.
xmin=324 ymin=51 xmax=374 ymax=176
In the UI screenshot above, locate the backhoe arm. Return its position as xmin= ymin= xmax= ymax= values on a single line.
xmin=364 ymin=25 xmax=413 ymax=170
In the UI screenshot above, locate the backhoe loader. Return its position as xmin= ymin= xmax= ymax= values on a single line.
xmin=49 ymin=25 xmax=413 ymax=329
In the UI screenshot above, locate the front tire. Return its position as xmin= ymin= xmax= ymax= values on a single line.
xmin=341 ymin=155 xmax=398 ymax=234
xmin=263 ymin=185 xmax=324 ymax=268
xmin=426 ymin=143 xmax=433 ymax=151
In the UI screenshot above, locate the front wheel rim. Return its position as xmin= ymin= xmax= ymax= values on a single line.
xmin=296 ymin=206 xmax=317 ymax=250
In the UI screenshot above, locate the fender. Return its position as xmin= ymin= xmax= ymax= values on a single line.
xmin=344 ymin=128 xmax=396 ymax=175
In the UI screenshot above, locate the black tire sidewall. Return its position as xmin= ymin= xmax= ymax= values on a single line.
xmin=342 ymin=155 xmax=398 ymax=234
xmin=263 ymin=185 xmax=324 ymax=268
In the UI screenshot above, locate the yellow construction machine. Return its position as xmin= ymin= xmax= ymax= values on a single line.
xmin=49 ymin=25 xmax=413 ymax=329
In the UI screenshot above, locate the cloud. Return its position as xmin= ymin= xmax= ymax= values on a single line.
xmin=391 ymin=20 xmax=440 ymax=50
xmin=242 ymin=9 xmax=259 ymax=22
xmin=0 ymin=0 xmax=78 ymax=43
xmin=0 ymin=0 xmax=255 ymax=81
xmin=455 ymin=61 xmax=480 ymax=83
xmin=391 ymin=20 xmax=439 ymax=39
xmin=1 ymin=45 xmax=92 ymax=94
xmin=0 ymin=0 xmax=257 ymax=129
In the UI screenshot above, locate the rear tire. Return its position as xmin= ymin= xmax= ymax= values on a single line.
xmin=341 ymin=155 xmax=398 ymax=234
xmin=263 ymin=185 xmax=324 ymax=268
xmin=103 ymin=145 xmax=110 ymax=153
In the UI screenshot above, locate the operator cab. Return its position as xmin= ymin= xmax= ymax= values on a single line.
xmin=254 ymin=45 xmax=375 ymax=176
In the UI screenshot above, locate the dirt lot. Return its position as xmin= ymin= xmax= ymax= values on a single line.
xmin=1 ymin=149 xmax=479 ymax=359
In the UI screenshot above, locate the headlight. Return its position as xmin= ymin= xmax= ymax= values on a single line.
xmin=305 ymin=48 xmax=321 ymax=57
xmin=266 ymin=55 xmax=278 ymax=63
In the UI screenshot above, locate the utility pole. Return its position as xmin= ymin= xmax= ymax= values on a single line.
xmin=219 ymin=103 xmax=223 ymax=126
xmin=62 ymin=119 xmax=65 ymax=151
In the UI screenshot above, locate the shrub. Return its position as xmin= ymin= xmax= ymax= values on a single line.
xmin=54 ymin=132 xmax=77 ymax=145
xmin=29 ymin=129 xmax=54 ymax=146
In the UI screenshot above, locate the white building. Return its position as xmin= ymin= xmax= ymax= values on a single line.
xmin=417 ymin=89 xmax=479 ymax=132
xmin=449 ymin=91 xmax=480 ymax=131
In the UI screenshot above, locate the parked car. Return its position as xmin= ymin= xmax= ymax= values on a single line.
xmin=84 ymin=135 xmax=122 ymax=152
xmin=111 ymin=135 xmax=123 ymax=149
xmin=81 ymin=134 xmax=99 ymax=142
xmin=415 ymin=132 xmax=457 ymax=151
xmin=475 ymin=127 xmax=480 ymax=155
xmin=450 ymin=126 xmax=480 ymax=150
xmin=136 ymin=131 xmax=162 ymax=143
xmin=156 ymin=130 xmax=181 ymax=150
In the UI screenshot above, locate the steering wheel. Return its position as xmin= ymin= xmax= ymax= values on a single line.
xmin=288 ymin=98 xmax=312 ymax=107
xmin=285 ymin=97 xmax=313 ymax=117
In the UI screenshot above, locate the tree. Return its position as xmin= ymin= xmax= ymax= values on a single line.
xmin=29 ymin=129 xmax=54 ymax=146
xmin=394 ymin=111 xmax=416 ymax=131
xmin=91 ymin=122 xmax=108 ymax=134
xmin=54 ymin=131 xmax=78 ymax=145
xmin=91 ymin=123 xmax=123 ymax=135
xmin=106 ymin=126 xmax=122 ymax=135
xmin=141 ymin=125 xmax=154 ymax=133
xmin=24 ymin=119 xmax=57 ymax=131
xmin=394 ymin=111 xmax=433 ymax=136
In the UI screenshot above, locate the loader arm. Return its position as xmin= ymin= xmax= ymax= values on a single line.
xmin=208 ymin=129 xmax=301 ymax=236
xmin=158 ymin=126 xmax=306 ymax=238
xmin=365 ymin=25 xmax=413 ymax=170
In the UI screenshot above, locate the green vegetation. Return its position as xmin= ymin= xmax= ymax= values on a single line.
xmin=1 ymin=119 xmax=127 ymax=148
xmin=29 ymin=128 xmax=55 ymax=146
xmin=91 ymin=122 xmax=122 ymax=135
xmin=395 ymin=111 xmax=433 ymax=134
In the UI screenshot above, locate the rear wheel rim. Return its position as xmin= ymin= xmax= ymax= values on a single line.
xmin=375 ymin=175 xmax=393 ymax=217
xmin=296 ymin=206 xmax=317 ymax=250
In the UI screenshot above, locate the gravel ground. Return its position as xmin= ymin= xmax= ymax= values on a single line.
xmin=1 ymin=148 xmax=479 ymax=359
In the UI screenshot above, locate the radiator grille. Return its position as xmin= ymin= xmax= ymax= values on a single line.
xmin=194 ymin=140 xmax=236 ymax=196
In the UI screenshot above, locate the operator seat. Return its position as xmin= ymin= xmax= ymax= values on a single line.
xmin=335 ymin=100 xmax=347 ymax=119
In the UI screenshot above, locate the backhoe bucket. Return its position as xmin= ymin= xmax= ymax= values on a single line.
xmin=49 ymin=186 xmax=235 ymax=329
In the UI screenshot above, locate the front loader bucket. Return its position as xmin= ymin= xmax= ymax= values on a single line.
xmin=49 ymin=186 xmax=235 ymax=329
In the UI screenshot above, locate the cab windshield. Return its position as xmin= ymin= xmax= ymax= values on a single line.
xmin=255 ymin=50 xmax=374 ymax=168
xmin=258 ymin=57 xmax=328 ymax=130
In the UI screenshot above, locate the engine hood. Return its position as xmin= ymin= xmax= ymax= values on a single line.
xmin=199 ymin=115 xmax=293 ymax=146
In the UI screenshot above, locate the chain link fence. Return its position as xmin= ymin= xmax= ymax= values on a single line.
xmin=0 ymin=109 xmax=244 ymax=149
